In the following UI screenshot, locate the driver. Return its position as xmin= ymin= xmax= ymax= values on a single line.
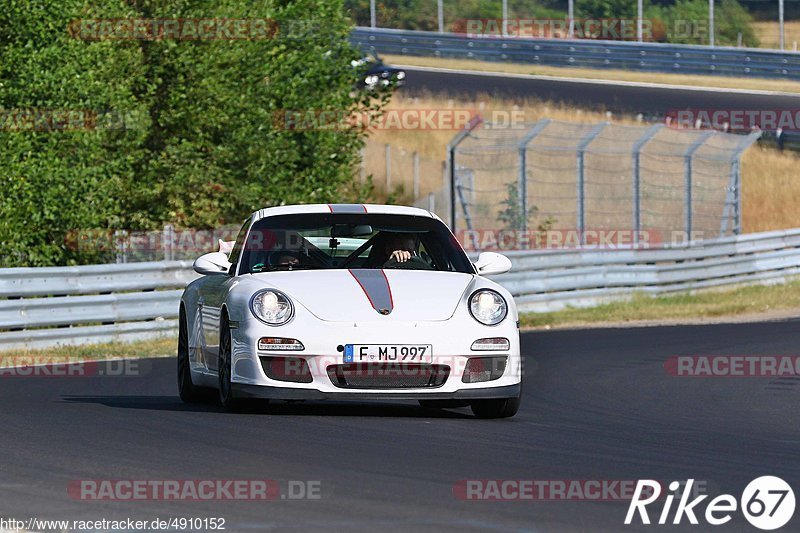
xmin=381 ymin=233 xmax=416 ymax=265
xmin=271 ymin=250 xmax=304 ymax=268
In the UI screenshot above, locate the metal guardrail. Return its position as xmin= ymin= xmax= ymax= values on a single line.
xmin=1 ymin=228 xmax=798 ymax=349
xmin=0 ymin=261 xmax=197 ymax=350
xmin=351 ymin=27 xmax=800 ymax=80
xmin=491 ymin=228 xmax=800 ymax=312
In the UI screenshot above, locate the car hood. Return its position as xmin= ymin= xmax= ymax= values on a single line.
xmin=249 ymin=269 xmax=474 ymax=322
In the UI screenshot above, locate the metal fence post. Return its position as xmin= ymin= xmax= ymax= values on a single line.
xmin=709 ymin=0 xmax=715 ymax=47
xmin=385 ymin=144 xmax=391 ymax=192
xmin=631 ymin=124 xmax=663 ymax=245
xmin=446 ymin=116 xmax=483 ymax=230
xmin=518 ymin=119 xmax=551 ymax=231
xmin=684 ymin=131 xmax=714 ymax=238
xmin=576 ymin=123 xmax=607 ymax=245
xmin=359 ymin=146 xmax=366 ymax=184
xmin=114 ymin=230 xmax=127 ymax=264
xmin=720 ymin=131 xmax=762 ymax=235
xmin=412 ymin=151 xmax=420 ymax=201
xmin=163 ymin=224 xmax=174 ymax=262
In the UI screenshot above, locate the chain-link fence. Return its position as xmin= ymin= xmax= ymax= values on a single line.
xmin=441 ymin=119 xmax=760 ymax=246
xmin=361 ymin=140 xmax=446 ymax=202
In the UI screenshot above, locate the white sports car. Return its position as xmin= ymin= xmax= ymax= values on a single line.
xmin=178 ymin=204 xmax=521 ymax=418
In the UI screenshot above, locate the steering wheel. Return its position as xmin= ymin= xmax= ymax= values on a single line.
xmin=382 ymin=256 xmax=434 ymax=270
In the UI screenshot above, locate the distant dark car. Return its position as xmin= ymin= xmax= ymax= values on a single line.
xmin=352 ymin=55 xmax=405 ymax=90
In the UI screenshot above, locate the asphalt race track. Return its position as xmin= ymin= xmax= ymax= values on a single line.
xmin=400 ymin=66 xmax=800 ymax=116
xmin=2 ymin=320 xmax=799 ymax=532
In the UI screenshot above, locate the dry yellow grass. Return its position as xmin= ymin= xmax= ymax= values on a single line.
xmin=366 ymin=93 xmax=800 ymax=232
xmin=741 ymin=144 xmax=800 ymax=232
xmin=364 ymin=94 xmax=626 ymax=202
xmin=382 ymin=53 xmax=800 ymax=94
xmin=753 ymin=21 xmax=800 ymax=51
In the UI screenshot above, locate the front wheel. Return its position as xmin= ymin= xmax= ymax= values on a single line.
xmin=218 ymin=314 xmax=241 ymax=412
xmin=177 ymin=307 xmax=204 ymax=403
xmin=470 ymin=397 xmax=521 ymax=419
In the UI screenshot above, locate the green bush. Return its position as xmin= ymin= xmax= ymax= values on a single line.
xmin=0 ymin=0 xmax=387 ymax=267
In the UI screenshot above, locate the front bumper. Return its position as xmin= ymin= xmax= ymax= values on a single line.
xmin=228 ymin=314 xmax=522 ymax=398
xmin=233 ymin=382 xmax=521 ymax=401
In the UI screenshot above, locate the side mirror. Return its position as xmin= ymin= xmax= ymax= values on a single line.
xmin=473 ymin=252 xmax=512 ymax=276
xmin=194 ymin=252 xmax=232 ymax=276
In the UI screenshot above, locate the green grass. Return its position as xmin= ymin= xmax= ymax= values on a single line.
xmin=0 ymin=336 xmax=176 ymax=360
xmin=520 ymin=280 xmax=800 ymax=329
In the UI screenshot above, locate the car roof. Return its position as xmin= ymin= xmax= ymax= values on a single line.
xmin=253 ymin=204 xmax=439 ymax=222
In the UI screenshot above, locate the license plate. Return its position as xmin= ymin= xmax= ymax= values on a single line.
xmin=344 ymin=344 xmax=433 ymax=363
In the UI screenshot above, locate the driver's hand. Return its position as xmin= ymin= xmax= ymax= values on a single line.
xmin=389 ymin=250 xmax=412 ymax=263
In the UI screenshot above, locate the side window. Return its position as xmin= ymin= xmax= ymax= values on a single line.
xmin=419 ymin=234 xmax=451 ymax=271
xmin=418 ymin=240 xmax=432 ymax=264
xmin=227 ymin=217 xmax=251 ymax=275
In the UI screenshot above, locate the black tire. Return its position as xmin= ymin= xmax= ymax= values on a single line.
xmin=217 ymin=313 xmax=242 ymax=412
xmin=418 ymin=399 xmax=470 ymax=409
xmin=470 ymin=397 xmax=521 ymax=419
xmin=177 ymin=307 xmax=204 ymax=403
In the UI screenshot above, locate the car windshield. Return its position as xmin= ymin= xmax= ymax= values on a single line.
xmin=237 ymin=213 xmax=473 ymax=274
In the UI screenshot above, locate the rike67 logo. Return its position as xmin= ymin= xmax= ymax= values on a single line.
xmin=625 ymin=477 xmax=795 ymax=530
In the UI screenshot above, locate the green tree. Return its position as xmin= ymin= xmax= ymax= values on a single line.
xmin=659 ymin=0 xmax=759 ymax=46
xmin=577 ymin=0 xmax=636 ymax=19
xmin=0 ymin=0 xmax=387 ymax=266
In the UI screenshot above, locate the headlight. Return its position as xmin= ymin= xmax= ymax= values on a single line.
xmin=250 ymin=290 xmax=293 ymax=325
xmin=468 ymin=289 xmax=507 ymax=326
xmin=396 ymin=71 xmax=406 ymax=80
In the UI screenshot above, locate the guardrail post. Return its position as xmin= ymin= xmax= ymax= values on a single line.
xmin=446 ymin=115 xmax=483 ymax=230
xmin=576 ymin=123 xmax=607 ymax=245
xmin=631 ymin=124 xmax=663 ymax=245
xmin=684 ymin=131 xmax=714 ymax=238
xmin=518 ymin=119 xmax=551 ymax=231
